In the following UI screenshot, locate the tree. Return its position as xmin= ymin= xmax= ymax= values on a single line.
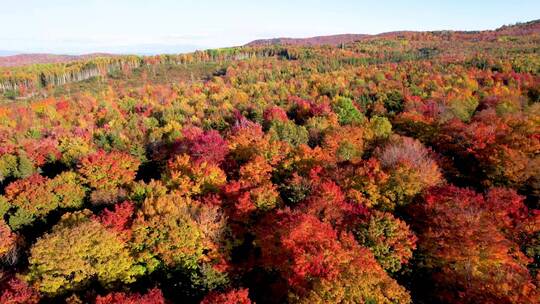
xmin=132 ymin=192 xmax=228 ymax=277
xmin=4 ymin=174 xmax=55 ymax=229
xmin=131 ymin=192 xmax=230 ymax=297
xmin=484 ymin=187 xmax=540 ymax=280
xmin=78 ymin=150 xmax=139 ymax=205
xmin=268 ymin=120 xmax=309 ymax=148
xmin=164 ymin=154 xmax=226 ymax=196
xmin=435 ymin=110 xmax=539 ymax=195
xmin=484 ymin=187 xmax=531 ymax=236
xmin=49 ymin=171 xmax=87 ymax=209
xmin=78 ymin=150 xmax=140 ymax=191
xmin=0 ymin=276 xmax=40 ymax=304
xmin=173 ymin=126 xmax=229 ymax=165
xmin=368 ymin=115 xmax=392 ymax=139
xmin=447 ymin=96 xmax=479 ymax=122
xmin=409 ymin=185 xmax=538 ymax=303
xmin=237 ymin=155 xmax=280 ymax=211
xmin=0 ymin=154 xmax=18 ymax=182
xmin=3 ymin=172 xmax=86 ymax=230
xmin=352 ymin=211 xmax=417 ymax=272
xmin=377 ymin=136 xmax=442 ymax=205
xmin=227 ymin=119 xmax=289 ymax=166
xmin=381 ymin=89 xmax=404 ymax=114
xmin=94 ymin=288 xmax=165 ymax=304
xmin=58 ymin=136 xmax=94 ymax=166
xmin=256 ymin=211 xmax=346 ymax=292
xmin=263 ymin=105 xmax=288 ymax=125
xmin=332 ymin=157 xmax=393 ymax=209
xmin=13 ymin=152 xmax=35 ymax=179
xmin=0 ymin=219 xmax=19 ymax=265
xmin=289 ymin=96 xmax=314 ymax=124
xmin=222 ymin=155 xmax=280 ymax=223
xmin=304 ymin=114 xmax=339 ymax=146
xmin=200 ymin=288 xmax=252 ymax=304
xmin=255 ymin=210 xmax=411 ymax=303
xmin=332 ymin=96 xmax=365 ymax=125
xmin=299 ymin=236 xmax=411 ymax=304
xmin=27 ymin=211 xmax=142 ymax=295
xmin=322 ymin=125 xmax=365 ymax=163
xmin=131 ymin=194 xmax=205 ymax=271
xmin=95 ymin=201 xmax=135 ymax=241
xmin=298 ymin=180 xmax=352 ymax=228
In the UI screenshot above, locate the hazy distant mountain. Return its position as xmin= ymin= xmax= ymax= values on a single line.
xmin=0 ymin=53 xmax=114 ymax=67
xmin=0 ymin=44 xmax=208 ymax=67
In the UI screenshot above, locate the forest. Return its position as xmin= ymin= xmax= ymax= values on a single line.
xmin=0 ymin=20 xmax=539 ymax=304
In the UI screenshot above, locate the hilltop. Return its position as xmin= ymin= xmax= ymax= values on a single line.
xmin=246 ymin=19 xmax=540 ymax=46
xmin=246 ymin=34 xmax=369 ymax=46
xmin=496 ymin=19 xmax=540 ymax=35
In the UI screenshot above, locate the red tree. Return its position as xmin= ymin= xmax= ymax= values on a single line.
xmin=410 ymin=185 xmax=538 ymax=303
xmin=0 ymin=276 xmax=40 ymax=304
xmin=95 ymin=201 xmax=135 ymax=240
xmin=200 ymin=288 xmax=252 ymax=304
xmin=94 ymin=288 xmax=165 ymax=304
xmin=78 ymin=150 xmax=140 ymax=190
xmin=174 ymin=126 xmax=229 ymax=165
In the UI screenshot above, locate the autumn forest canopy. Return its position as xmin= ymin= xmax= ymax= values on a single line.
xmin=0 ymin=20 xmax=539 ymax=304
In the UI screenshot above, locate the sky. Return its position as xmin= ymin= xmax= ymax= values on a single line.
xmin=0 ymin=0 xmax=539 ymax=55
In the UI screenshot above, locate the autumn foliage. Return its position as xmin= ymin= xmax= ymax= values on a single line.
xmin=0 ymin=276 xmax=40 ymax=304
xmin=94 ymin=288 xmax=165 ymax=304
xmin=0 ymin=20 xmax=538 ymax=303
xmin=409 ymin=185 xmax=538 ymax=303
xmin=200 ymin=288 xmax=252 ymax=304
xmin=78 ymin=150 xmax=140 ymax=191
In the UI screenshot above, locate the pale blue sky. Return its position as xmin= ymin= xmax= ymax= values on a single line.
xmin=1 ymin=0 xmax=538 ymax=54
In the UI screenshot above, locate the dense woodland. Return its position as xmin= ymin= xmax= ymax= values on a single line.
xmin=0 ymin=21 xmax=539 ymax=304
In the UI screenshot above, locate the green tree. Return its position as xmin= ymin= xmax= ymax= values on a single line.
xmin=332 ymin=97 xmax=365 ymax=125
xmin=268 ymin=120 xmax=309 ymax=147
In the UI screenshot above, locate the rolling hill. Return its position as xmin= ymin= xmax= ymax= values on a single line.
xmin=246 ymin=19 xmax=540 ymax=46
xmin=246 ymin=34 xmax=369 ymax=46
xmin=0 ymin=53 xmax=114 ymax=67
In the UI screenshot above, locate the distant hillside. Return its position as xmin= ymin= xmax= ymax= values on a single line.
xmin=0 ymin=53 xmax=114 ymax=67
xmin=246 ymin=34 xmax=369 ymax=46
xmin=246 ymin=20 xmax=540 ymax=46
xmin=495 ymin=19 xmax=540 ymax=36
